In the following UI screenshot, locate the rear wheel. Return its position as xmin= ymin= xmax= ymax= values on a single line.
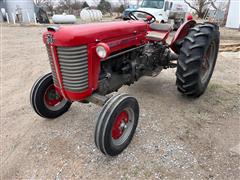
xmin=30 ymin=73 xmax=71 ymax=118
xmin=176 ymin=22 xmax=220 ymax=97
xmin=94 ymin=94 xmax=139 ymax=156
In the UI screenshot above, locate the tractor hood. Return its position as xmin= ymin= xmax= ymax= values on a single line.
xmin=43 ymin=21 xmax=148 ymax=47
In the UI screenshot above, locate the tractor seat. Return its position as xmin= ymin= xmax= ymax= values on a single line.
xmin=146 ymin=23 xmax=172 ymax=41
xmin=149 ymin=23 xmax=172 ymax=31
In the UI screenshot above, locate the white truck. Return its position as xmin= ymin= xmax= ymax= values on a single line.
xmin=137 ymin=0 xmax=188 ymax=29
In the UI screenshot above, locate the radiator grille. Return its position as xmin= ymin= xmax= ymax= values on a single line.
xmin=57 ymin=46 xmax=89 ymax=92
xmin=46 ymin=46 xmax=59 ymax=86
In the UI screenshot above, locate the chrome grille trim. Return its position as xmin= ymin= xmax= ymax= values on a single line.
xmin=58 ymin=46 xmax=86 ymax=51
xmin=57 ymin=45 xmax=89 ymax=92
xmin=59 ymin=61 xmax=88 ymax=67
xmin=58 ymin=54 xmax=87 ymax=59
xmin=59 ymin=57 xmax=88 ymax=63
xmin=58 ymin=49 xmax=87 ymax=56
xmin=60 ymin=65 xmax=88 ymax=71
xmin=46 ymin=45 xmax=59 ymax=86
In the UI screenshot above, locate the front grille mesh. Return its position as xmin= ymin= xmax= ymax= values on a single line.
xmin=46 ymin=46 xmax=59 ymax=86
xmin=57 ymin=45 xmax=89 ymax=92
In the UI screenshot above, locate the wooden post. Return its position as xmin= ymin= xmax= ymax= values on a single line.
xmin=33 ymin=13 xmax=37 ymax=24
xmin=6 ymin=12 xmax=10 ymax=23
xmin=26 ymin=11 xmax=30 ymax=23
xmin=11 ymin=13 xmax=15 ymax=24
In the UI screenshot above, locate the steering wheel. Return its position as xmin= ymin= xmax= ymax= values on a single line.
xmin=129 ymin=10 xmax=156 ymax=24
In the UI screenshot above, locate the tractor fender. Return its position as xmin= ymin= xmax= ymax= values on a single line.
xmin=170 ymin=20 xmax=196 ymax=54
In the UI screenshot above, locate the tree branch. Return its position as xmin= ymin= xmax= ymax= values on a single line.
xmin=184 ymin=0 xmax=200 ymax=13
xmin=210 ymin=0 xmax=218 ymax=10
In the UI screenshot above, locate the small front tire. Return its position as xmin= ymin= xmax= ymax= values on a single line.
xmin=30 ymin=73 xmax=71 ymax=118
xmin=94 ymin=94 xmax=139 ymax=156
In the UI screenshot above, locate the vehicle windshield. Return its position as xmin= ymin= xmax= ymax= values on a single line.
xmin=128 ymin=5 xmax=137 ymax=9
xmin=141 ymin=0 xmax=165 ymax=9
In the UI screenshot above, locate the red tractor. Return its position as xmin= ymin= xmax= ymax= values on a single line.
xmin=30 ymin=11 xmax=219 ymax=156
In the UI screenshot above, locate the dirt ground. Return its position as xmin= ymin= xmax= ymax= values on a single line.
xmin=1 ymin=25 xmax=240 ymax=180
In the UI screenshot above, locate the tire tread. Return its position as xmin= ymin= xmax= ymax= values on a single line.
xmin=176 ymin=22 xmax=220 ymax=97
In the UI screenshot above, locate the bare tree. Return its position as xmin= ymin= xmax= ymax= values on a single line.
xmin=119 ymin=0 xmax=129 ymax=7
xmin=45 ymin=0 xmax=54 ymax=16
xmin=184 ymin=0 xmax=217 ymax=18
xmin=34 ymin=0 xmax=46 ymax=6
xmin=34 ymin=0 xmax=54 ymax=16
xmin=210 ymin=1 xmax=218 ymax=10
xmin=59 ymin=0 xmax=73 ymax=14
xmin=55 ymin=0 xmax=84 ymax=15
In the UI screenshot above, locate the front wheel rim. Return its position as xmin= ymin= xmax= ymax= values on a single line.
xmin=111 ymin=108 xmax=135 ymax=146
xmin=44 ymin=84 xmax=67 ymax=111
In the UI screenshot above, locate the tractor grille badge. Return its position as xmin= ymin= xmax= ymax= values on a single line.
xmin=46 ymin=34 xmax=54 ymax=44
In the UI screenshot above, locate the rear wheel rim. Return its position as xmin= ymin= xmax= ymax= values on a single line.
xmin=44 ymin=85 xmax=67 ymax=111
xmin=200 ymin=42 xmax=216 ymax=84
xmin=111 ymin=108 xmax=135 ymax=146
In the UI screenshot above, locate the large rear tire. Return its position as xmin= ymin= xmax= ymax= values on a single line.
xmin=30 ymin=73 xmax=72 ymax=118
xmin=176 ymin=22 xmax=220 ymax=97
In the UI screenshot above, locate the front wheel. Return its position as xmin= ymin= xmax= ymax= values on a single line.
xmin=30 ymin=73 xmax=71 ymax=118
xmin=94 ymin=94 xmax=139 ymax=156
xmin=176 ymin=22 xmax=220 ymax=97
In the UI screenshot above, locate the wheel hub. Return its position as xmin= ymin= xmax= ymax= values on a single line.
xmin=200 ymin=42 xmax=216 ymax=83
xmin=112 ymin=111 xmax=129 ymax=139
xmin=44 ymin=85 xmax=63 ymax=106
xmin=202 ymin=55 xmax=209 ymax=70
xmin=120 ymin=121 xmax=127 ymax=130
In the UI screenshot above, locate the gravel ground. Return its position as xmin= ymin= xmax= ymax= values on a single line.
xmin=1 ymin=25 xmax=240 ymax=179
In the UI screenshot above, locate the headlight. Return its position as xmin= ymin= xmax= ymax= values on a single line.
xmin=96 ymin=43 xmax=110 ymax=59
xmin=96 ymin=46 xmax=107 ymax=58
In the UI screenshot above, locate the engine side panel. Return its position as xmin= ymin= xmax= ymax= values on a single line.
xmin=97 ymin=43 xmax=168 ymax=95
